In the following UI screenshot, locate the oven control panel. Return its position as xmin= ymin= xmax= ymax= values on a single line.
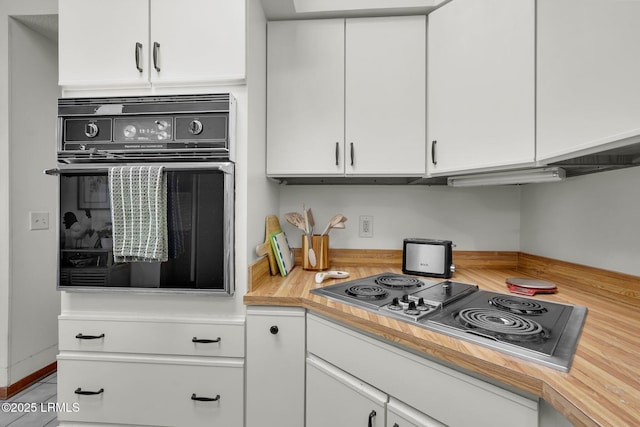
xmin=57 ymin=93 xmax=235 ymax=162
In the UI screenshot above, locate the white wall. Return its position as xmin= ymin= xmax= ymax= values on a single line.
xmin=8 ymin=17 xmax=60 ymax=383
xmin=279 ymin=185 xmax=521 ymax=251
xmin=246 ymin=0 xmax=280 ymax=263
xmin=521 ymin=166 xmax=640 ymax=276
xmin=0 ymin=0 xmax=58 ymax=389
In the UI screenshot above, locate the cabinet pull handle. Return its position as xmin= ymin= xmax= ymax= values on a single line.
xmin=191 ymin=393 xmax=220 ymax=402
xmin=75 ymin=333 xmax=105 ymax=340
xmin=192 ymin=337 xmax=222 ymax=343
xmin=135 ymin=42 xmax=143 ymax=72
xmin=153 ymin=42 xmax=161 ymax=72
xmin=350 ymin=142 xmax=355 ymax=166
xmin=335 ymin=142 xmax=340 ymax=166
xmin=75 ymin=387 xmax=104 ymax=395
xmin=431 ymin=140 xmax=437 ymax=166
xmin=368 ymin=410 xmax=377 ymax=427
xmin=270 ymin=325 xmax=279 ymax=335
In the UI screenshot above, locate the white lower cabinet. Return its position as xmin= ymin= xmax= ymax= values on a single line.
xmin=245 ymin=306 xmax=306 ymax=427
xmin=387 ymin=398 xmax=446 ymax=427
xmin=307 ymin=355 xmax=387 ymax=427
xmin=306 ymin=355 xmax=444 ymax=427
xmin=307 ymin=313 xmax=539 ymax=427
xmin=57 ymin=315 xmax=245 ymax=427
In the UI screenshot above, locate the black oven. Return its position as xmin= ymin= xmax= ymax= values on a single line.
xmin=48 ymin=94 xmax=236 ymax=294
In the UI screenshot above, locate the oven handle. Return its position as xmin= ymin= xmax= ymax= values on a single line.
xmin=44 ymin=162 xmax=234 ymax=176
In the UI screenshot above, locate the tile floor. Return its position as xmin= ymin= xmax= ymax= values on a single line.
xmin=0 ymin=373 xmax=57 ymax=427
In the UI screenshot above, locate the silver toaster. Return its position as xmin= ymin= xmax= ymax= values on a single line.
xmin=402 ymin=238 xmax=455 ymax=279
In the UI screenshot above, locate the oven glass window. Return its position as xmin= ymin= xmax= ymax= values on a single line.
xmin=58 ymin=170 xmax=229 ymax=292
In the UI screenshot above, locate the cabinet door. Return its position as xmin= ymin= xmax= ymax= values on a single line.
xmin=536 ymin=0 xmax=640 ymax=161
xmin=345 ymin=16 xmax=426 ymax=176
xmin=59 ymin=0 xmax=150 ymax=88
xmin=427 ymin=0 xmax=535 ymax=176
xmin=150 ymin=0 xmax=245 ymax=86
xmin=246 ymin=307 xmax=306 ymax=427
xmin=266 ymin=20 xmax=345 ymax=176
xmin=306 ymin=355 xmax=386 ymax=427
xmin=387 ymin=397 xmax=446 ymax=427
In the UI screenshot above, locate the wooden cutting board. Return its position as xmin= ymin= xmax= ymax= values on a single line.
xmin=255 ymin=215 xmax=282 ymax=275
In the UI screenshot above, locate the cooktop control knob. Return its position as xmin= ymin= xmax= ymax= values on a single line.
xmin=188 ymin=119 xmax=203 ymax=135
xmin=388 ymin=297 xmax=402 ymax=311
xmin=84 ymin=122 xmax=99 ymax=138
xmin=405 ymin=301 xmax=420 ymax=315
xmin=442 ymin=281 xmax=452 ymax=296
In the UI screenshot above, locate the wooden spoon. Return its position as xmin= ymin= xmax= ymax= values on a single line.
xmin=321 ymin=214 xmax=347 ymax=235
xmin=305 ymin=208 xmax=317 ymax=267
xmin=284 ymin=212 xmax=307 ymax=233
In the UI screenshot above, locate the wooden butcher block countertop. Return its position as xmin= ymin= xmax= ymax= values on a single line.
xmin=244 ymin=250 xmax=640 ymax=427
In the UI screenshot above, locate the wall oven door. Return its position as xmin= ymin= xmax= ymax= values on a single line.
xmin=47 ymin=162 xmax=234 ymax=295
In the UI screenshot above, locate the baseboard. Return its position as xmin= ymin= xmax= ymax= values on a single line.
xmin=0 ymin=361 xmax=57 ymax=400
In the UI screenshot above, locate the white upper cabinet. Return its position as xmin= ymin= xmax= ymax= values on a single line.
xmin=536 ymin=0 xmax=640 ymax=162
xmin=59 ymin=0 xmax=245 ymax=92
xmin=59 ymin=0 xmax=150 ymax=89
xmin=345 ymin=16 xmax=426 ymax=176
xmin=426 ymin=0 xmax=535 ymax=176
xmin=267 ymin=19 xmax=346 ymax=176
xmin=150 ymin=0 xmax=245 ymax=87
xmin=267 ymin=16 xmax=426 ymax=178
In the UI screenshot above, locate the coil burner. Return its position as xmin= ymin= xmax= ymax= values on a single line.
xmin=456 ymin=308 xmax=547 ymax=342
xmin=489 ymin=296 xmax=548 ymax=316
xmin=375 ymin=274 xmax=422 ymax=289
xmin=345 ymin=285 xmax=389 ymax=300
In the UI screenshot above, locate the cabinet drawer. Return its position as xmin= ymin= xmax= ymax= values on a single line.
xmin=308 ymin=314 xmax=538 ymax=427
xmin=57 ymin=353 xmax=244 ymax=426
xmin=59 ymin=316 xmax=244 ymax=357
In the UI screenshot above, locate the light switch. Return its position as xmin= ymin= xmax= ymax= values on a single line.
xmin=30 ymin=211 xmax=49 ymax=230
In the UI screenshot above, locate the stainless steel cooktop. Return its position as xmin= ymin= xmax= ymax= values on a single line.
xmin=311 ymin=273 xmax=587 ymax=372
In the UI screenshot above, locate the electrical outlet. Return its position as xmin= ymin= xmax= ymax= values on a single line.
xmin=30 ymin=211 xmax=49 ymax=230
xmin=359 ymin=215 xmax=373 ymax=238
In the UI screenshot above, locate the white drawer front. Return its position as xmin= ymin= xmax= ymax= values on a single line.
xmin=59 ymin=317 xmax=244 ymax=357
xmin=307 ymin=314 xmax=538 ymax=427
xmin=57 ymin=353 xmax=244 ymax=426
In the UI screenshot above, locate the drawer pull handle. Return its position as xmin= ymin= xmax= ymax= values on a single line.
xmin=75 ymin=333 xmax=105 ymax=340
xmin=75 ymin=387 xmax=104 ymax=396
xmin=192 ymin=337 xmax=221 ymax=343
xmin=191 ymin=393 xmax=220 ymax=402
xmin=368 ymin=410 xmax=376 ymax=427
xmin=431 ymin=140 xmax=438 ymax=166
xmin=153 ymin=41 xmax=161 ymax=72
xmin=135 ymin=42 xmax=143 ymax=72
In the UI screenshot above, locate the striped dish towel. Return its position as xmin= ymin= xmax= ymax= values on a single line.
xmin=109 ymin=166 xmax=168 ymax=262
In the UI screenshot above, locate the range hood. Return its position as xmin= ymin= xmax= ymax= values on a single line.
xmin=270 ymin=140 xmax=640 ymax=186
xmin=547 ymin=141 xmax=640 ymax=177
